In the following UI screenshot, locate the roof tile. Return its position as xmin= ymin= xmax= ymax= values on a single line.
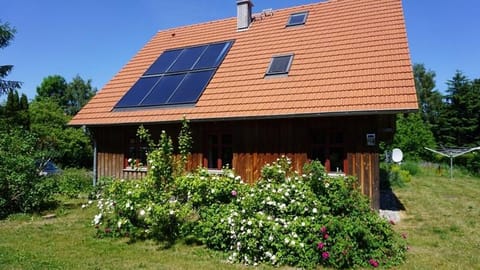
xmin=70 ymin=0 xmax=417 ymax=126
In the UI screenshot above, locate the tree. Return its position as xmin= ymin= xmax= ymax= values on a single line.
xmin=65 ymin=75 xmax=97 ymax=115
xmin=29 ymin=98 xmax=92 ymax=168
xmin=0 ymin=90 xmax=29 ymax=129
xmin=440 ymin=71 xmax=480 ymax=147
xmin=413 ymin=63 xmax=444 ymax=139
xmin=35 ymin=75 xmax=68 ymax=106
xmin=393 ymin=113 xmax=436 ymax=161
xmin=35 ymin=74 xmax=96 ymax=116
xmin=0 ymin=21 xmax=21 ymax=95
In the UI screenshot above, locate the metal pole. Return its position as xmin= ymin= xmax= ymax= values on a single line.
xmin=93 ymin=137 xmax=98 ymax=187
xmin=450 ymin=156 xmax=453 ymax=180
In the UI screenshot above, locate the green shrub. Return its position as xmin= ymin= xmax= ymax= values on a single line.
xmin=389 ymin=165 xmax=412 ymax=187
xmin=400 ymin=161 xmax=421 ymax=176
xmin=0 ymin=129 xmax=56 ymax=218
xmin=54 ymin=168 xmax=93 ymax=198
xmin=92 ymin=156 xmax=407 ymax=269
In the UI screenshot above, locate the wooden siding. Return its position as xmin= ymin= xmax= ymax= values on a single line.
xmin=92 ymin=115 xmax=395 ymax=208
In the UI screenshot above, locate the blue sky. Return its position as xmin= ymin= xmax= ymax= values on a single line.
xmin=1 ymin=0 xmax=479 ymax=100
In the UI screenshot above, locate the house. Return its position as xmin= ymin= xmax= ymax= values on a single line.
xmin=70 ymin=0 xmax=418 ymax=208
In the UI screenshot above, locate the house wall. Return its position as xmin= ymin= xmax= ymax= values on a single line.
xmin=92 ymin=115 xmax=395 ymax=209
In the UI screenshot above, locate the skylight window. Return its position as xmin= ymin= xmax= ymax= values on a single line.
xmin=114 ymin=41 xmax=234 ymax=109
xmin=286 ymin=11 xmax=308 ymax=27
xmin=266 ymin=54 xmax=294 ymax=76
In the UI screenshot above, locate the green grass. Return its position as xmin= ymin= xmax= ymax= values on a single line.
xmin=1 ymin=167 xmax=479 ymax=269
xmin=393 ymin=168 xmax=480 ymax=270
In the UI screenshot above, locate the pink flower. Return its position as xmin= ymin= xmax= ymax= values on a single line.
xmin=369 ymin=259 xmax=379 ymax=267
xmin=317 ymin=242 xmax=324 ymax=250
xmin=231 ymin=190 xmax=237 ymax=197
xmin=320 ymin=226 xmax=327 ymax=234
xmin=324 ymin=233 xmax=329 ymax=240
xmin=322 ymin=251 xmax=329 ymax=260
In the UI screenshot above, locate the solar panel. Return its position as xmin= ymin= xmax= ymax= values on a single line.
xmin=287 ymin=12 xmax=308 ymax=27
xmin=144 ymin=49 xmax=182 ymax=75
xmin=115 ymin=77 xmax=160 ymax=108
xmin=140 ymin=74 xmax=186 ymax=106
xmin=266 ymin=54 xmax=294 ymax=75
xmin=114 ymin=40 xmax=233 ymax=109
xmin=168 ymin=46 xmax=207 ymax=72
xmin=194 ymin=42 xmax=233 ymax=69
xmin=168 ymin=70 xmax=215 ymax=104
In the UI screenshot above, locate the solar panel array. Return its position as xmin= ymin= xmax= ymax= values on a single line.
xmin=115 ymin=41 xmax=234 ymax=109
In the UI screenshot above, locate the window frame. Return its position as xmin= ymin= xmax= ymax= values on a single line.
xmin=124 ymin=137 xmax=148 ymax=170
xmin=265 ymin=54 xmax=294 ymax=76
xmin=204 ymin=133 xmax=233 ymax=170
xmin=286 ymin=11 xmax=309 ymax=27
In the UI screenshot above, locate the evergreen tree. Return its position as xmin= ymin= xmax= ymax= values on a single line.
xmin=0 ymin=21 xmax=21 ymax=95
xmin=1 ymin=90 xmax=29 ymax=129
xmin=441 ymin=71 xmax=479 ymax=147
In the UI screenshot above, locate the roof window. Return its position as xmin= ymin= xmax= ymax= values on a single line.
xmin=286 ymin=11 xmax=308 ymax=27
xmin=266 ymin=54 xmax=294 ymax=76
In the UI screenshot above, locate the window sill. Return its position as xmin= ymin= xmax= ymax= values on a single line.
xmin=123 ymin=167 xmax=147 ymax=173
xmin=327 ymin=172 xmax=345 ymax=177
xmin=207 ymin=169 xmax=224 ymax=175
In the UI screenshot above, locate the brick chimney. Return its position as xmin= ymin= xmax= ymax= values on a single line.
xmin=237 ymin=0 xmax=253 ymax=30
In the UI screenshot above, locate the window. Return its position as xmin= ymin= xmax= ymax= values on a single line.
xmin=286 ymin=11 xmax=308 ymax=27
xmin=206 ymin=133 xmax=233 ymax=169
xmin=309 ymin=131 xmax=347 ymax=173
xmin=125 ymin=137 xmax=147 ymax=169
xmin=114 ymin=40 xmax=234 ymax=109
xmin=266 ymin=54 xmax=294 ymax=76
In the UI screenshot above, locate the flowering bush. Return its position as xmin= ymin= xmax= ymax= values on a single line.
xmin=195 ymin=157 xmax=407 ymax=269
xmin=92 ymin=155 xmax=407 ymax=268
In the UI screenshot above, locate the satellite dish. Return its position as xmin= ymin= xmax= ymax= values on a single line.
xmin=392 ymin=148 xmax=403 ymax=163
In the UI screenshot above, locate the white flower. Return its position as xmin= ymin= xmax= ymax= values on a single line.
xmin=325 ymin=182 xmax=330 ymax=188
xmin=88 ymin=200 xmax=93 ymax=205
xmin=313 ymin=208 xmax=318 ymax=214
xmin=125 ymin=202 xmax=131 ymax=208
xmin=139 ymin=209 xmax=146 ymax=216
xmin=93 ymin=213 xmax=102 ymax=225
xmin=284 ymin=238 xmax=290 ymax=244
xmin=127 ymin=191 xmax=132 ymax=195
xmin=117 ymin=220 xmax=122 ymax=228
xmin=228 ymin=172 xmax=235 ymax=179
xmin=301 ymin=222 xmax=306 ymax=227
xmin=169 ymin=210 xmax=175 ymax=215
xmin=247 ymin=229 xmax=252 ymax=234
xmin=269 ymin=235 xmax=274 ymax=241
xmin=81 ymin=204 xmax=87 ymax=209
xmin=247 ymin=220 xmax=252 ymax=226
xmin=300 ymin=243 xmax=305 ymax=248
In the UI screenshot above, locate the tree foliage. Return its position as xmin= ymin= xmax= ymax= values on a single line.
xmin=393 ymin=113 xmax=436 ymax=161
xmin=0 ymin=21 xmax=21 ymax=95
xmin=29 ymin=98 xmax=92 ymax=168
xmin=35 ymin=74 xmax=96 ymax=116
xmin=0 ymin=90 xmax=30 ymax=129
xmin=0 ymin=128 xmax=56 ymax=218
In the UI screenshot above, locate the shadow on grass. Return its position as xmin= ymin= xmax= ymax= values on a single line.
xmin=380 ymin=168 xmax=406 ymax=211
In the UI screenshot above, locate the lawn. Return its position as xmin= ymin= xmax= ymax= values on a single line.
xmin=0 ymin=168 xmax=479 ymax=269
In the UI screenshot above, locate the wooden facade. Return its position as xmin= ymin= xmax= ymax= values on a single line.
xmin=92 ymin=115 xmax=395 ymax=209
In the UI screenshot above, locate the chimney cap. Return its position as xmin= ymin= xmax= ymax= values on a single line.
xmin=236 ymin=0 xmax=254 ymax=7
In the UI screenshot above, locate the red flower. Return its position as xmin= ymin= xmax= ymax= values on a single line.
xmin=322 ymin=251 xmax=329 ymax=260
xmin=369 ymin=259 xmax=379 ymax=267
xmin=320 ymin=226 xmax=327 ymax=234
xmin=317 ymin=242 xmax=324 ymax=250
xmin=324 ymin=233 xmax=329 ymax=240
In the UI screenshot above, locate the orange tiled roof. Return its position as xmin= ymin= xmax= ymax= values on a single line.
xmin=70 ymin=0 xmax=417 ymax=126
